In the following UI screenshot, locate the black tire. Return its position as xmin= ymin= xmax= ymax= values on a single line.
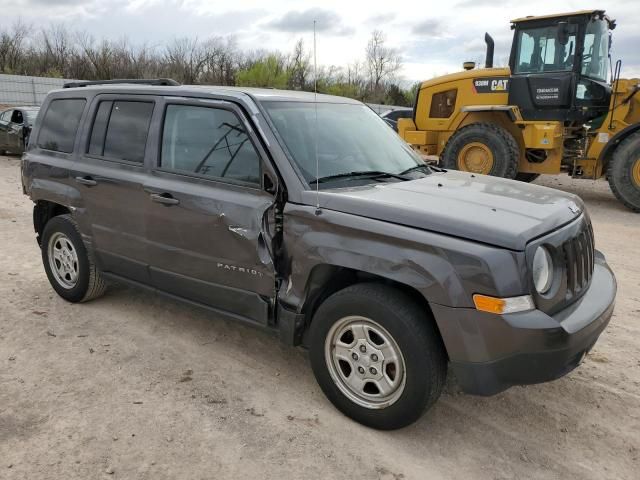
xmin=515 ymin=172 xmax=540 ymax=183
xmin=607 ymin=132 xmax=640 ymax=212
xmin=308 ymin=283 xmax=447 ymax=430
xmin=41 ymin=214 xmax=107 ymax=302
xmin=441 ymin=122 xmax=520 ymax=179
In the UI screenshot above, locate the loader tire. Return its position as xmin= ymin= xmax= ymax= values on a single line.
xmin=607 ymin=132 xmax=640 ymax=212
xmin=441 ymin=123 xmax=520 ymax=179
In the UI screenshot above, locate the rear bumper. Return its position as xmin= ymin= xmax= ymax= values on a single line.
xmin=431 ymin=251 xmax=616 ymax=396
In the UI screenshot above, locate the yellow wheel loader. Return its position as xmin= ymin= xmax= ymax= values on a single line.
xmin=399 ymin=10 xmax=640 ymax=211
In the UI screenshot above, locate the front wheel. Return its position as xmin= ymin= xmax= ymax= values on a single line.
xmin=308 ymin=283 xmax=447 ymax=430
xmin=608 ymin=132 xmax=640 ymax=212
xmin=441 ymin=123 xmax=520 ymax=179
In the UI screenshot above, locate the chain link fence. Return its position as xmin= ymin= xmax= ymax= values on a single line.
xmin=0 ymin=74 xmax=68 ymax=106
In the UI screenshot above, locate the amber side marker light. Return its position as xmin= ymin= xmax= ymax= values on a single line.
xmin=473 ymin=294 xmax=535 ymax=314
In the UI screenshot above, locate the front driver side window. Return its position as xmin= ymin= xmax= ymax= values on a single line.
xmin=160 ymin=104 xmax=260 ymax=186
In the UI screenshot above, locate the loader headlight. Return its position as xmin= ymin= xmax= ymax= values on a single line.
xmin=533 ymin=246 xmax=553 ymax=294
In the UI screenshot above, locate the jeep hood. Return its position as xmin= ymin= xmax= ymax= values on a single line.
xmin=303 ymin=171 xmax=584 ymax=250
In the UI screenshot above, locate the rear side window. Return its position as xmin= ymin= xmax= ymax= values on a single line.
xmin=160 ymin=104 xmax=260 ymax=185
xmin=88 ymin=100 xmax=154 ymax=163
xmin=37 ymin=99 xmax=86 ymax=153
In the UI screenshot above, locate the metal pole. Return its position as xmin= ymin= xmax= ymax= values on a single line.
xmin=31 ymin=77 xmax=37 ymax=105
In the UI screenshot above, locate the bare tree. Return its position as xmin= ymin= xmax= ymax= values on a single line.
xmin=0 ymin=20 xmax=30 ymax=73
xmin=40 ymin=24 xmax=75 ymax=77
xmin=200 ymin=36 xmax=239 ymax=85
xmin=78 ymin=32 xmax=113 ymax=79
xmin=365 ymin=30 xmax=402 ymax=97
xmin=0 ymin=23 xmax=414 ymax=106
xmin=164 ymin=37 xmax=208 ymax=84
xmin=287 ymin=38 xmax=311 ymax=90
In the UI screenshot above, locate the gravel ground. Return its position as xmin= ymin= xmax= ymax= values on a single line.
xmin=1 ymin=153 xmax=639 ymax=480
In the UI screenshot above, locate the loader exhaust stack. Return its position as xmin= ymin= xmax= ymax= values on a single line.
xmin=484 ymin=33 xmax=494 ymax=68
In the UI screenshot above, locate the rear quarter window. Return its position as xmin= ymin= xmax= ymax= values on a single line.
xmin=37 ymin=99 xmax=86 ymax=153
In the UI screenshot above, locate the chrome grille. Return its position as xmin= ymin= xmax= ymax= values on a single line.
xmin=563 ymin=223 xmax=595 ymax=300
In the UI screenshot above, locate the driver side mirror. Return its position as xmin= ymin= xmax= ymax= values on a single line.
xmin=557 ymin=21 xmax=570 ymax=46
xmin=263 ymin=171 xmax=278 ymax=195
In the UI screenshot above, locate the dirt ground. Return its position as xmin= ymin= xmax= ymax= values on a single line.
xmin=1 ymin=153 xmax=638 ymax=480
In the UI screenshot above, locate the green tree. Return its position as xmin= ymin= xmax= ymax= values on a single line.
xmin=321 ymin=82 xmax=360 ymax=98
xmin=236 ymin=55 xmax=289 ymax=88
xmin=383 ymin=83 xmax=408 ymax=106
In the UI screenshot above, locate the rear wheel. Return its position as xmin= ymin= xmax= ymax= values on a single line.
xmin=41 ymin=214 xmax=107 ymax=302
xmin=441 ymin=123 xmax=520 ymax=179
xmin=607 ymin=132 xmax=640 ymax=212
xmin=308 ymin=283 xmax=447 ymax=430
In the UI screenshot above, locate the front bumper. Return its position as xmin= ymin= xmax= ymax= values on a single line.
xmin=431 ymin=251 xmax=616 ymax=396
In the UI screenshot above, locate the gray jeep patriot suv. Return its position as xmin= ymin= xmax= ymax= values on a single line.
xmin=22 ymin=79 xmax=617 ymax=429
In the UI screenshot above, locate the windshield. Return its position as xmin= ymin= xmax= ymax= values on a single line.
xmin=515 ymin=25 xmax=576 ymax=74
xmin=262 ymin=102 xmax=426 ymax=188
xmin=581 ymin=19 xmax=609 ymax=81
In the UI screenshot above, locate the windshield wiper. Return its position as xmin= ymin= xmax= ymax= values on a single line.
xmin=310 ymin=170 xmax=410 ymax=185
xmin=402 ymin=162 xmax=447 ymax=174
xmin=400 ymin=164 xmax=432 ymax=175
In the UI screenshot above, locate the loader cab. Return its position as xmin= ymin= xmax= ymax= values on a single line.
xmin=508 ymin=10 xmax=614 ymax=124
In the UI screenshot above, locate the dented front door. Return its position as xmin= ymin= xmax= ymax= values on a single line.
xmin=143 ymin=98 xmax=277 ymax=325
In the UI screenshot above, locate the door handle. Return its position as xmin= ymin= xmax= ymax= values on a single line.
xmin=149 ymin=192 xmax=180 ymax=206
xmin=75 ymin=176 xmax=98 ymax=186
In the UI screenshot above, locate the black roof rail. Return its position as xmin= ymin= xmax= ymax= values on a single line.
xmin=63 ymin=78 xmax=180 ymax=89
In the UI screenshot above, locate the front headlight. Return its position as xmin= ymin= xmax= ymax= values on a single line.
xmin=533 ymin=246 xmax=553 ymax=294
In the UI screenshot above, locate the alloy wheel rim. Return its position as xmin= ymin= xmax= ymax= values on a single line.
xmin=324 ymin=316 xmax=406 ymax=409
xmin=457 ymin=142 xmax=494 ymax=174
xmin=48 ymin=232 xmax=79 ymax=289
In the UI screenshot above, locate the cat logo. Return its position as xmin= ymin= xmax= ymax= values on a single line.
xmin=491 ymin=79 xmax=509 ymax=91
xmin=473 ymin=77 xmax=510 ymax=94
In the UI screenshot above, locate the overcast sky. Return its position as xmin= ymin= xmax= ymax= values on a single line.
xmin=2 ymin=0 xmax=639 ymax=82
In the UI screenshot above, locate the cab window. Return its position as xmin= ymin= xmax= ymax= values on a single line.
xmin=515 ymin=26 xmax=576 ymax=74
xmin=581 ymin=20 xmax=609 ymax=81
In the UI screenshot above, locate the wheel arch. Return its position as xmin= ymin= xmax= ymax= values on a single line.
xmin=297 ymin=264 xmax=448 ymax=358
xmin=454 ymin=110 xmax=525 ymax=153
xmin=598 ymin=123 xmax=640 ymax=172
xmin=33 ymin=200 xmax=72 ymax=245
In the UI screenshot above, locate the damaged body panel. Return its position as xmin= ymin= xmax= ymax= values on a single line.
xmin=22 ymin=82 xmax=616 ymax=429
xmin=279 ymin=202 xmax=527 ymax=310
